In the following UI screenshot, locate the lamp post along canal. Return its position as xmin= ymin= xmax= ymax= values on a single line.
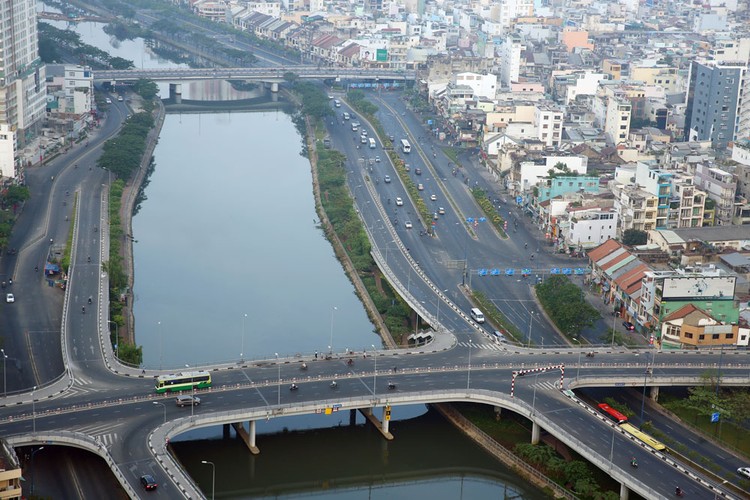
xmin=201 ymin=460 xmax=215 ymax=500
xmin=1 ymin=349 xmax=7 ymax=397
xmin=153 ymin=401 xmax=166 ymax=424
xmin=275 ymin=353 xmax=280 ymax=405
xmin=371 ymin=344 xmax=377 ymax=395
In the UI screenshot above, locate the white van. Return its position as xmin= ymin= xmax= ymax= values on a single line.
xmin=343 ymin=112 xmax=350 ymax=120
xmin=334 ymin=99 xmax=341 ymax=108
xmin=470 ymin=308 xmax=485 ymax=323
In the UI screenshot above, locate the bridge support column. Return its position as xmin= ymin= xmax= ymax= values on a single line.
xmin=619 ymin=482 xmax=630 ymax=500
xmin=270 ymin=82 xmax=279 ymax=93
xmin=223 ymin=423 xmax=231 ymax=439
xmin=494 ymin=406 xmax=502 ymax=421
xmin=649 ymin=386 xmax=659 ymax=402
xmin=349 ymin=409 xmax=357 ymax=426
xmin=357 ymin=408 xmax=393 ymax=440
xmin=169 ymin=83 xmax=182 ymax=104
xmin=231 ymin=421 xmax=260 ymax=455
xmin=381 ymin=407 xmax=390 ymax=435
xmin=531 ymin=421 xmax=541 ymax=445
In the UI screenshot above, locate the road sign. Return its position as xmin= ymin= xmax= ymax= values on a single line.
xmin=711 ymin=412 xmax=720 ymax=423
xmin=516 ymin=196 xmax=523 ymax=204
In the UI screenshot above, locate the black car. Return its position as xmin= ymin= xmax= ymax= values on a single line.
xmin=622 ymin=321 xmax=635 ymax=331
xmin=140 ymin=474 xmax=158 ymax=491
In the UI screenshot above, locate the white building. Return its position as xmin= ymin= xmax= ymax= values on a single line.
xmin=454 ymin=72 xmax=497 ymax=100
xmin=499 ymin=33 xmax=525 ymax=88
xmin=534 ymin=104 xmax=563 ymax=147
xmin=565 ymin=207 xmax=618 ymax=249
xmin=516 ymin=155 xmax=588 ymax=192
xmin=565 ymin=72 xmax=610 ymax=104
xmin=63 ymin=65 xmax=94 ymax=115
xmin=0 ymin=0 xmax=47 ymax=179
xmin=604 ymin=96 xmax=632 ymax=146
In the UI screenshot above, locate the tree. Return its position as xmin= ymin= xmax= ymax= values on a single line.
xmin=536 ymin=276 xmax=600 ymax=337
xmin=622 ymin=229 xmax=648 ymax=246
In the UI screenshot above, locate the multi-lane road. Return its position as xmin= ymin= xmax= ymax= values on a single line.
xmin=0 ymin=80 xmax=747 ymax=499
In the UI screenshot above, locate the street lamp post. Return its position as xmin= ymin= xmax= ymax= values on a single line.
xmin=241 ymin=313 xmax=247 ymax=363
xmin=107 ymin=321 xmax=119 ymax=360
xmin=1 ymin=348 xmax=7 ymax=397
xmin=32 ymin=385 xmax=37 ymax=433
xmin=30 ymin=446 xmax=45 ymax=494
xmin=371 ymin=344 xmax=377 ymax=395
xmin=201 ymin=460 xmax=215 ymax=500
xmin=158 ymin=321 xmax=163 ymax=370
xmin=572 ymin=338 xmax=582 ymax=380
xmin=611 ymin=310 xmax=619 ymax=346
xmin=275 ymin=353 xmax=280 ymax=405
xmin=466 ymin=340 xmax=473 ymax=389
xmin=527 ymin=312 xmax=534 ymax=348
xmin=436 ymin=289 xmax=448 ymax=322
xmin=329 ymin=306 xmax=337 ymax=355
xmin=186 ymin=364 xmax=195 ymax=419
xmin=532 ymin=373 xmax=540 ymax=415
xmin=152 ymin=401 xmax=166 ymax=423
xmin=639 ymin=350 xmax=654 ymax=427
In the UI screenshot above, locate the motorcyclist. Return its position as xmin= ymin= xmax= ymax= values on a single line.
xmin=290 ymin=383 xmax=298 ymax=390
xmin=330 ymin=380 xmax=337 ymax=388
xmin=81 ymin=306 xmax=85 ymax=314
xmin=630 ymin=457 xmax=637 ymax=467
xmin=88 ymin=296 xmax=92 ymax=304
xmin=675 ymin=486 xmax=682 ymax=496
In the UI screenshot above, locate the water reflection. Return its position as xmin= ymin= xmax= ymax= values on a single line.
xmin=132 ymin=112 xmax=375 ymax=368
xmin=173 ymin=407 xmax=545 ymax=499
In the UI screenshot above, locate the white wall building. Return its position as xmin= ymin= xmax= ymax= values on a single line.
xmin=534 ymin=105 xmax=563 ymax=147
xmin=454 ymin=72 xmax=497 ymax=100
xmin=565 ymin=208 xmax=618 ymax=249
xmin=499 ymin=33 xmax=525 ymax=88
xmin=565 ymin=72 xmax=610 ymax=104
xmin=0 ymin=0 xmax=47 ymax=179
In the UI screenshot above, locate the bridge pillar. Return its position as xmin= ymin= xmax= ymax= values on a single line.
xmin=169 ymin=83 xmax=182 ymax=104
xmin=649 ymin=386 xmax=659 ymax=402
xmin=531 ymin=421 xmax=541 ymax=445
xmin=223 ymin=423 xmax=231 ymax=439
xmin=231 ymin=421 xmax=260 ymax=455
xmin=357 ymin=408 xmax=394 ymax=440
xmin=494 ymin=406 xmax=502 ymax=421
xmin=349 ymin=409 xmax=357 ymax=426
xmin=381 ymin=407 xmax=390 ymax=435
xmin=619 ymin=482 xmax=630 ymax=500
xmin=270 ymin=82 xmax=279 ymax=93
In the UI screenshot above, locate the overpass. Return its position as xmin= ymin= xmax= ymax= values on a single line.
xmin=94 ymin=66 xmax=417 ymax=83
xmin=2 ymin=345 xmax=748 ymax=500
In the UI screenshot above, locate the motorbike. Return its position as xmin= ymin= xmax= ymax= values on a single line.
xmin=330 ymin=380 xmax=338 ymax=389
xmin=630 ymin=459 xmax=638 ymax=468
xmin=586 ymin=352 xmax=595 ymax=358
xmin=81 ymin=306 xmax=86 ymax=314
xmin=301 ymin=363 xmax=308 ymax=371
xmin=675 ymin=487 xmax=683 ymax=497
xmin=387 ymin=381 xmax=396 ymax=390
xmin=346 ymin=359 xmax=354 ymax=366
xmin=289 ymin=383 xmax=298 ymax=391
xmin=88 ymin=297 xmax=92 ymax=304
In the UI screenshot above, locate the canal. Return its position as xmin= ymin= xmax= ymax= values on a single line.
xmin=38 ymin=6 xmax=546 ymax=498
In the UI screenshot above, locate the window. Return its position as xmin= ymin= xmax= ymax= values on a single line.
xmin=684 ymin=332 xmax=693 ymax=339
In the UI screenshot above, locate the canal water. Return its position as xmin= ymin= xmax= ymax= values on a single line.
xmin=37 ymin=7 xmax=546 ymax=498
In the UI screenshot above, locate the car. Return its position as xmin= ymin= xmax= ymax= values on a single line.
xmin=738 ymin=467 xmax=750 ymax=479
xmin=375 ymin=156 xmax=381 ymax=162
xmin=417 ymin=183 xmax=424 ymax=191
xmin=360 ymin=130 xmax=368 ymax=136
xmin=175 ymin=395 xmax=200 ymax=407
xmin=438 ymin=207 xmax=445 ymax=215
xmin=415 ymin=168 xmax=422 ymax=175
xmin=140 ymin=474 xmax=158 ymax=491
xmin=5 ymin=293 xmax=13 ymax=303
xmin=432 ymin=213 xmax=438 ymax=220
xmin=117 ymin=95 xmax=124 ymax=102
xmin=404 ymin=163 xmax=410 ymax=172
xmin=384 ymin=175 xmax=391 ymax=183
xmin=430 ymin=194 xmax=437 ymax=201
xmin=493 ymin=330 xmax=508 ymax=342
xmin=389 ymin=134 xmax=395 ymax=141
xmin=395 ymin=197 xmax=404 ymax=206
xmin=105 ymin=98 xmax=112 ymax=104
xmin=622 ymin=321 xmax=635 ymax=331
xmin=405 ymin=221 xmax=413 ymax=229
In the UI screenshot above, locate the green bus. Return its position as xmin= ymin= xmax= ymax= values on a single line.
xmin=155 ymin=371 xmax=212 ymax=393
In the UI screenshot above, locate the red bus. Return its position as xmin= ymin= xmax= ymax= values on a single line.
xmin=598 ymin=403 xmax=628 ymax=424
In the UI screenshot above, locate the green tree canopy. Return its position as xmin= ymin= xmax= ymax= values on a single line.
xmin=536 ymin=275 xmax=600 ymax=337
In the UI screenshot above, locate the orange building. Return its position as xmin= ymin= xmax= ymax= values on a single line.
xmin=561 ymin=28 xmax=594 ymax=53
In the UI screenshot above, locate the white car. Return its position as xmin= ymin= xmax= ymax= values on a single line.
xmin=430 ymin=194 xmax=437 ymax=201
xmin=5 ymin=293 xmax=14 ymax=303
xmin=395 ymin=197 xmax=404 ymax=206
xmin=438 ymin=207 xmax=445 ymax=214
xmin=405 ymin=221 xmax=413 ymax=229
xmin=384 ymin=175 xmax=391 ymax=183
xmin=738 ymin=467 xmax=750 ymax=479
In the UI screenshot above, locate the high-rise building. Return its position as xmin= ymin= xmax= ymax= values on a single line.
xmin=0 ymin=0 xmax=47 ymax=179
xmin=684 ymin=59 xmax=745 ymax=149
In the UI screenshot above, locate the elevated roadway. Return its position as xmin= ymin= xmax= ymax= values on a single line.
xmin=94 ymin=66 xmax=416 ymax=83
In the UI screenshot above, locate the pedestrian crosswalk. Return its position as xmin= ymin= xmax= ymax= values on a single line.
xmin=457 ymin=341 xmax=508 ymax=351
xmin=71 ymin=422 xmax=121 ymax=448
xmin=58 ymin=376 xmax=99 ymax=398
xmin=532 ymin=380 xmax=560 ymax=391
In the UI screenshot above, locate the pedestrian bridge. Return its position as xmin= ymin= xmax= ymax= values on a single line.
xmin=94 ymin=66 xmax=416 ymax=83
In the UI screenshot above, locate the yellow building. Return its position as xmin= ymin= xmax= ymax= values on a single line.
xmin=0 ymin=440 xmax=21 ymax=499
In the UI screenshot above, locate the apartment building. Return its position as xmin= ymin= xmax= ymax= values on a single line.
xmin=693 ymin=163 xmax=736 ymax=225
xmin=604 ymin=96 xmax=632 ymax=145
xmin=684 ymin=59 xmax=746 ymax=149
xmin=565 ymin=207 xmax=618 ymax=250
xmin=0 ymin=0 xmax=47 ymax=179
xmin=534 ymin=104 xmax=563 ymax=147
xmin=611 ymin=183 xmax=659 ymax=235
